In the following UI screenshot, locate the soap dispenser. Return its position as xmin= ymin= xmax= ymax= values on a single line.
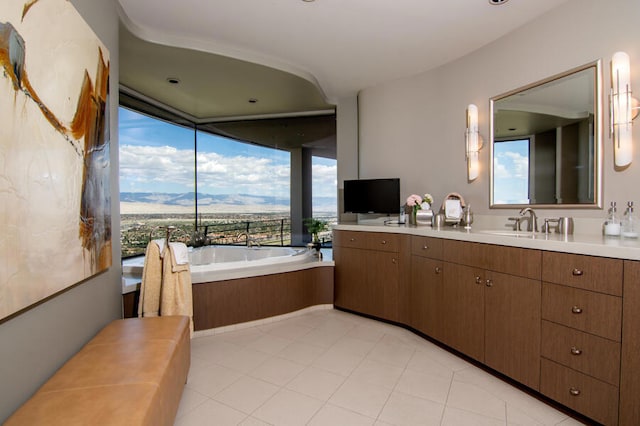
xmin=622 ymin=201 xmax=639 ymax=238
xmin=604 ymin=201 xmax=621 ymax=236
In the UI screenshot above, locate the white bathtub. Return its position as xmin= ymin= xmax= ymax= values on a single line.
xmin=122 ymin=245 xmax=317 ymax=290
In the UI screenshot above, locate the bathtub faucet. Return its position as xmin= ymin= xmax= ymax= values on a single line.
xmin=236 ymin=232 xmax=260 ymax=247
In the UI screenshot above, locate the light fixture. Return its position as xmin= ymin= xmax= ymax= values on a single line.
xmin=610 ymin=51 xmax=639 ymax=168
xmin=466 ymin=104 xmax=482 ymax=181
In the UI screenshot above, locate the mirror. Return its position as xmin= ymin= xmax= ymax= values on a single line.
xmin=490 ymin=61 xmax=602 ymax=208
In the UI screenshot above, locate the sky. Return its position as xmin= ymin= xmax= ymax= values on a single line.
xmin=493 ymin=139 xmax=530 ymax=204
xmin=118 ymin=107 xmax=338 ymax=204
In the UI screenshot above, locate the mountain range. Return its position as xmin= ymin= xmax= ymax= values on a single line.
xmin=120 ymin=192 xmax=336 ymax=209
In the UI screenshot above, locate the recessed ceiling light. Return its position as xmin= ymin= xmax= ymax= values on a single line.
xmin=166 ymin=77 xmax=180 ymax=85
xmin=248 ymin=98 xmax=258 ymax=104
xmin=302 ymin=0 xmax=315 ymax=2
xmin=488 ymin=0 xmax=509 ymax=4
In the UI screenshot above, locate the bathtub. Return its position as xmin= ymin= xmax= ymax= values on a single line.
xmin=122 ymin=245 xmax=317 ymax=290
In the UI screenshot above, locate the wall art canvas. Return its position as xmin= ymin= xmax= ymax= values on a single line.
xmin=0 ymin=0 xmax=111 ymax=320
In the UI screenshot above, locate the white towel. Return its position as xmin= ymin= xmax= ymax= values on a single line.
xmin=445 ymin=199 xmax=462 ymax=220
xmin=152 ymin=238 xmax=166 ymax=257
xmin=169 ymin=242 xmax=189 ymax=266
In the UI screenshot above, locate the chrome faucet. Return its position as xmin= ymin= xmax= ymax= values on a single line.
xmin=518 ymin=207 xmax=538 ymax=232
xmin=236 ymin=232 xmax=260 ymax=247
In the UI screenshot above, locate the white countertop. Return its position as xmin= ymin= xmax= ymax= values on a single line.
xmin=334 ymin=222 xmax=640 ymax=260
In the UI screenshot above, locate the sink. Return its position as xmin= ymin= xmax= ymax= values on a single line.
xmin=476 ymin=230 xmax=537 ymax=238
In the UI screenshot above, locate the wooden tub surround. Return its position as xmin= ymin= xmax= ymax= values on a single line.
xmin=5 ymin=316 xmax=190 ymax=426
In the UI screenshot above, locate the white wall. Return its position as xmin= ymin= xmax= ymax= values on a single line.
xmin=0 ymin=0 xmax=121 ymax=422
xmin=358 ymin=0 xmax=640 ymax=223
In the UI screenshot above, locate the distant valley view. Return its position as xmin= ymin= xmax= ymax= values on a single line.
xmin=120 ymin=192 xmax=337 ymax=257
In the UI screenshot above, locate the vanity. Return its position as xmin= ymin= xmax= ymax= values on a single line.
xmin=333 ymin=224 xmax=640 ymax=425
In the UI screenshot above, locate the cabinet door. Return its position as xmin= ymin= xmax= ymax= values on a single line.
xmin=369 ymin=250 xmax=399 ymax=321
xmin=484 ymin=270 xmax=541 ymax=390
xmin=442 ymin=262 xmax=484 ymax=362
xmin=410 ymin=255 xmax=444 ymax=340
xmin=334 ymin=247 xmax=368 ymax=313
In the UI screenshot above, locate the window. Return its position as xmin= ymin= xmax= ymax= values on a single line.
xmin=493 ymin=139 xmax=530 ymax=204
xmin=119 ymin=105 xmax=336 ymax=256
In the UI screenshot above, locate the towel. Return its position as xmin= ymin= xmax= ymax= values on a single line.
xmin=161 ymin=243 xmax=194 ymax=336
xmin=137 ymin=240 xmax=164 ymax=318
xmin=445 ymin=199 xmax=462 ymax=220
xmin=169 ymin=242 xmax=189 ymax=266
xmin=152 ymin=238 xmax=166 ymax=257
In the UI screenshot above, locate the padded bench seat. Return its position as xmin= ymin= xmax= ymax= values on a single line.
xmin=6 ymin=316 xmax=190 ymax=426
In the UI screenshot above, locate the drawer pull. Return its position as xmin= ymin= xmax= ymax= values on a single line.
xmin=381 ymin=240 xmax=387 ymax=245
xmin=571 ymin=306 xmax=583 ymax=314
xmin=569 ymin=387 xmax=581 ymax=396
xmin=485 ymin=279 xmax=493 ymax=287
xmin=423 ymin=245 xmax=429 ymax=250
xmin=475 ymin=276 xmax=482 ymax=285
xmin=571 ymin=268 xmax=584 ymax=276
xmin=392 ymin=258 xmax=396 ymax=264
xmin=350 ymin=238 xmax=355 ymax=242
xmin=570 ymin=346 xmax=583 ymax=356
xmin=435 ymin=267 xmax=441 ymax=274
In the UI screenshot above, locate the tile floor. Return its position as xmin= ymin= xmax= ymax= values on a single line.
xmin=175 ymin=308 xmax=586 ymax=426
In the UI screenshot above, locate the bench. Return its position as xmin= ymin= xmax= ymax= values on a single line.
xmin=5 ymin=316 xmax=190 ymax=426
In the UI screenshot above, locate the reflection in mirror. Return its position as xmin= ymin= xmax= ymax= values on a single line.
xmin=490 ymin=61 xmax=602 ymax=208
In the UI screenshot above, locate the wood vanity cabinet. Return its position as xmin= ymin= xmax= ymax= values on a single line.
xmin=620 ymin=260 xmax=640 ymax=426
xmin=333 ymin=230 xmax=408 ymax=322
xmin=441 ymin=240 xmax=542 ymax=390
xmin=539 ymin=251 xmax=623 ymax=426
xmin=409 ymin=236 xmax=444 ymax=341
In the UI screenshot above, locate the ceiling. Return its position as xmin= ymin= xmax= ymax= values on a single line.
xmin=117 ymin=0 xmax=570 ymax=153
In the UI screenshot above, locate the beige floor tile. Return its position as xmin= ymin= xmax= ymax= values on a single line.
xmin=312 ymin=346 xmax=365 ymax=376
xmin=395 ymin=368 xmax=452 ymax=404
xmin=175 ymin=387 xmax=208 ymax=420
xmin=185 ymin=363 xmax=243 ymax=398
xmin=252 ymin=388 xmax=323 ymax=425
xmin=308 ymin=403 xmax=376 ymax=426
xmin=215 ymin=347 xmax=271 ymax=373
xmin=246 ymin=333 xmax=294 ymax=355
xmin=259 ymin=320 xmax=314 ymax=340
xmin=248 ymin=356 xmax=306 ymax=386
xmin=378 ymin=391 xmax=444 ymax=426
xmin=349 ymin=358 xmax=404 ymax=390
xmin=277 ymin=340 xmax=326 ymax=365
xmin=367 ymin=340 xmax=415 ymax=367
xmin=447 ymin=380 xmax=507 ymax=421
xmin=174 ymin=399 xmax=247 ymax=426
xmin=213 ymin=376 xmax=279 ymax=414
xmin=329 ymin=377 xmax=392 ymax=418
xmin=286 ymin=366 xmax=346 ymax=400
xmin=441 ymin=406 xmax=507 ymax=426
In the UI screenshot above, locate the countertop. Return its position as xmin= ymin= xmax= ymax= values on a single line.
xmin=334 ymin=222 xmax=640 ymax=261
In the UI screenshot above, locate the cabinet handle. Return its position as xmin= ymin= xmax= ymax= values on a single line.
xmin=571 ymin=268 xmax=584 ymax=276
xmin=485 ymin=279 xmax=493 ymax=287
xmin=435 ymin=267 xmax=441 ymax=274
xmin=570 ymin=346 xmax=583 ymax=356
xmin=475 ymin=276 xmax=482 ymax=285
xmin=350 ymin=238 xmax=355 ymax=242
xmin=571 ymin=306 xmax=583 ymax=314
xmin=381 ymin=240 xmax=387 ymax=245
xmin=569 ymin=387 xmax=581 ymax=396
xmin=423 ymin=245 xmax=429 ymax=250
xmin=392 ymin=258 xmax=396 ymax=264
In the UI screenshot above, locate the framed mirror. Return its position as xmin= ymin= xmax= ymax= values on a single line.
xmin=490 ymin=60 xmax=602 ymax=208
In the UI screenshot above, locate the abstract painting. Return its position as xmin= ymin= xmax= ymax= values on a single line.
xmin=0 ymin=0 xmax=111 ymax=320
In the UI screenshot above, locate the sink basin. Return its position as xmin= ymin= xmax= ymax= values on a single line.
xmin=476 ymin=230 xmax=537 ymax=238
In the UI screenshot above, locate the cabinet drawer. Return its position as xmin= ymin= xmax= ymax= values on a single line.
xmin=410 ymin=236 xmax=443 ymax=259
xmin=541 ymin=320 xmax=620 ymax=386
xmin=443 ymin=240 xmax=541 ymax=280
xmin=542 ymin=283 xmax=622 ymax=341
xmin=540 ymin=358 xmax=619 ymax=426
xmin=333 ymin=230 xmax=399 ymax=252
xmin=542 ymin=252 xmax=622 ymax=296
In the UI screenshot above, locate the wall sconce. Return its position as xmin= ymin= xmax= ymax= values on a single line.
xmin=611 ymin=51 xmax=639 ymax=168
xmin=466 ymin=104 xmax=482 ymax=181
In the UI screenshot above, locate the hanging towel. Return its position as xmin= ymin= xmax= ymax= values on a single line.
xmin=137 ymin=239 xmax=164 ymax=318
xmin=169 ymin=242 xmax=189 ymax=266
xmin=161 ymin=243 xmax=194 ymax=336
xmin=445 ymin=199 xmax=463 ymax=220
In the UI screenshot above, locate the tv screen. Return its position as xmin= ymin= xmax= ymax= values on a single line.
xmin=344 ymin=178 xmax=400 ymax=214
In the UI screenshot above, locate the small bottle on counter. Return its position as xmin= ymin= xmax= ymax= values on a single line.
xmin=622 ymin=201 xmax=639 ymax=238
xmin=604 ymin=201 xmax=621 ymax=236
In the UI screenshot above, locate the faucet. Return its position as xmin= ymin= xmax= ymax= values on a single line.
xmin=236 ymin=232 xmax=260 ymax=247
xmin=518 ymin=207 xmax=538 ymax=232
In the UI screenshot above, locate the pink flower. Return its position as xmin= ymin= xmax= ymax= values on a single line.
xmin=406 ymin=194 xmax=423 ymax=207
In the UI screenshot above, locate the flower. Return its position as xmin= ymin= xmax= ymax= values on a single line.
xmin=406 ymin=193 xmax=434 ymax=210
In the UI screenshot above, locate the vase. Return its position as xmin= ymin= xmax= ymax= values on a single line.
xmin=416 ymin=209 xmax=434 ymax=226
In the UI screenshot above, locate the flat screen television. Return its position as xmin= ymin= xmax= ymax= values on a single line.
xmin=343 ymin=178 xmax=400 ymax=214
